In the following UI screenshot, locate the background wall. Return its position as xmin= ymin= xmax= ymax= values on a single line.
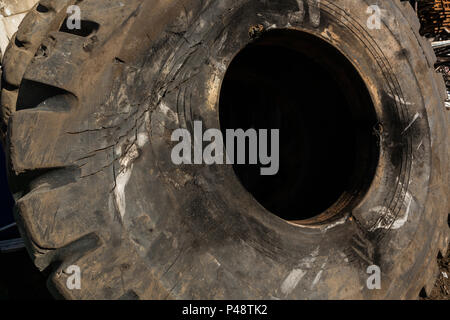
xmin=0 ymin=0 xmax=39 ymax=58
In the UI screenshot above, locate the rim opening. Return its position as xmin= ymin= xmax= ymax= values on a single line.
xmin=219 ymin=29 xmax=379 ymax=224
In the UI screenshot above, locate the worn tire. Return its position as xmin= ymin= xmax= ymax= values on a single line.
xmin=1 ymin=0 xmax=448 ymax=299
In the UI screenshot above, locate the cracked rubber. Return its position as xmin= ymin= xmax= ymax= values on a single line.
xmin=0 ymin=0 xmax=448 ymax=299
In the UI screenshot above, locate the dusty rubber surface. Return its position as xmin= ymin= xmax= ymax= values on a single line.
xmin=0 ymin=0 xmax=448 ymax=299
xmin=424 ymin=242 xmax=450 ymax=300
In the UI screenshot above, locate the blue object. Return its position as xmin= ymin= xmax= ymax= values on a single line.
xmin=0 ymin=144 xmax=14 ymax=228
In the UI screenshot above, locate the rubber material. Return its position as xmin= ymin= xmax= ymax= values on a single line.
xmin=0 ymin=0 xmax=448 ymax=299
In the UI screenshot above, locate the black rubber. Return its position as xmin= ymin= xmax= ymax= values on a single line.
xmin=0 ymin=0 xmax=448 ymax=299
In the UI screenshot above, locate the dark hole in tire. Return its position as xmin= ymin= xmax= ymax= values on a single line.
xmin=219 ymin=29 xmax=379 ymax=224
xmin=59 ymin=20 xmax=99 ymax=38
xmin=36 ymin=4 xmax=49 ymax=13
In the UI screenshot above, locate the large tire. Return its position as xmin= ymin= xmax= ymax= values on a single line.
xmin=0 ymin=0 xmax=448 ymax=299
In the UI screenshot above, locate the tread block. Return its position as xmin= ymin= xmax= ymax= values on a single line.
xmin=23 ymin=32 xmax=88 ymax=93
xmin=16 ymin=172 xmax=111 ymax=250
xmin=39 ymin=0 xmax=77 ymax=13
xmin=48 ymin=239 xmax=169 ymax=300
xmin=423 ymin=259 xmax=440 ymax=297
xmin=2 ymin=39 xmax=34 ymax=87
xmin=8 ymin=110 xmax=81 ymax=173
xmin=16 ymin=9 xmax=54 ymax=48
xmin=0 ymin=88 xmax=18 ymax=125
xmin=433 ymin=72 xmax=447 ymax=103
xmin=398 ymin=1 xmax=421 ymax=32
xmin=8 ymin=108 xmax=123 ymax=177
xmin=70 ymin=0 xmax=142 ymax=40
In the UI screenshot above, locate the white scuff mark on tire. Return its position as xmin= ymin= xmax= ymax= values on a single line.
xmin=281 ymin=269 xmax=307 ymax=295
xmin=369 ymin=184 xmax=414 ymax=231
xmin=387 ymin=92 xmax=413 ymax=106
xmin=158 ymin=101 xmax=179 ymax=124
xmin=402 ymin=112 xmax=421 ymax=134
xmin=299 ymin=246 xmax=320 ymax=268
xmin=114 ymin=111 xmax=150 ymax=219
xmin=339 ymin=251 xmax=349 ymax=263
xmin=311 ymin=270 xmax=323 ymax=289
xmin=368 ymin=206 xmax=393 ymax=231
xmin=310 ymin=261 xmax=327 ymax=289
xmin=209 ymin=57 xmax=227 ymax=73
xmin=115 ymin=164 xmax=133 ymax=219
xmin=321 ymin=214 xmax=349 ymax=232
xmin=117 ymin=86 xmax=132 ymax=114
xmin=114 ymin=144 xmax=139 ymax=219
xmin=137 ymin=132 xmax=149 ymax=147
xmin=391 ymin=191 xmax=413 ymax=229
xmin=280 ymin=247 xmax=320 ymax=295
xmin=417 ymin=140 xmax=423 ymax=151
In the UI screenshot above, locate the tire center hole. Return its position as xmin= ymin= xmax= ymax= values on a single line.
xmin=219 ymin=29 xmax=379 ymax=224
